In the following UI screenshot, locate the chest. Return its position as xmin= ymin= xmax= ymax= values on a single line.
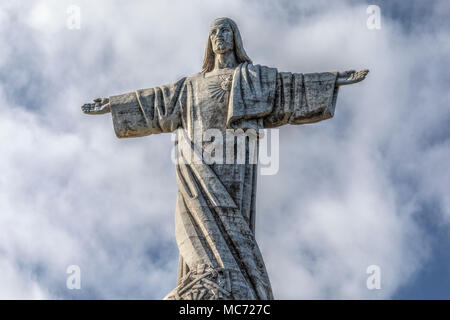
xmin=189 ymin=70 xmax=234 ymax=132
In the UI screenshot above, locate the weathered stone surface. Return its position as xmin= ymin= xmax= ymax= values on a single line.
xmin=81 ymin=17 xmax=368 ymax=300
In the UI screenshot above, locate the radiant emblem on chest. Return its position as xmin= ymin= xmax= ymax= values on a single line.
xmin=207 ymin=74 xmax=233 ymax=102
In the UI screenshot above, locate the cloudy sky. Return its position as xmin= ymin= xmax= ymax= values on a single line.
xmin=0 ymin=0 xmax=449 ymax=299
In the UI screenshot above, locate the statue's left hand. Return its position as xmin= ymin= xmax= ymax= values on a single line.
xmin=81 ymin=97 xmax=111 ymax=115
xmin=336 ymin=69 xmax=369 ymax=86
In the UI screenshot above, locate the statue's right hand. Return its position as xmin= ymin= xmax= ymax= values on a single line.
xmin=81 ymin=97 xmax=111 ymax=115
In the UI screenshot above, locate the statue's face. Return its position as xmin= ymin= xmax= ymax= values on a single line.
xmin=210 ymin=21 xmax=234 ymax=54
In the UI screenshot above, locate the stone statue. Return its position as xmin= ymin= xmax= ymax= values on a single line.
xmin=81 ymin=17 xmax=368 ymax=300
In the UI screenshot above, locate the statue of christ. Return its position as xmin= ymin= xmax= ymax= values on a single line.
xmin=81 ymin=17 xmax=368 ymax=300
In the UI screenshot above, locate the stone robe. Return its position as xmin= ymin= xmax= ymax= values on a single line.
xmin=108 ymin=62 xmax=339 ymax=300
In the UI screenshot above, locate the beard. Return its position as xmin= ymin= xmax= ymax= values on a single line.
xmin=213 ymin=42 xmax=233 ymax=54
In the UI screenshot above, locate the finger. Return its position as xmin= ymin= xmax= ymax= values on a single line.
xmin=342 ymin=70 xmax=355 ymax=77
xmin=358 ymin=72 xmax=368 ymax=79
xmin=82 ymin=103 xmax=93 ymax=111
xmin=359 ymin=69 xmax=369 ymax=76
xmin=339 ymin=70 xmax=354 ymax=78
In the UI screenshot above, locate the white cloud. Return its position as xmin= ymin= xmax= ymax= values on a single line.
xmin=0 ymin=0 xmax=448 ymax=299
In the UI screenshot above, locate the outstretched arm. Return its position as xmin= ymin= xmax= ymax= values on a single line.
xmin=80 ymin=77 xmax=187 ymax=138
xmin=336 ymin=69 xmax=369 ymax=86
xmin=81 ymin=97 xmax=111 ymax=115
xmin=262 ymin=68 xmax=369 ymax=128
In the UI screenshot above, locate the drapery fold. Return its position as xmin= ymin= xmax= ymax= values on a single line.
xmin=109 ymin=77 xmax=186 ymax=138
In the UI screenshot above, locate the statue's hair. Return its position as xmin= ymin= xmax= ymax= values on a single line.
xmin=202 ymin=17 xmax=252 ymax=74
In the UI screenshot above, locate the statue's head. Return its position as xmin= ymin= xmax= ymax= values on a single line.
xmin=202 ymin=17 xmax=252 ymax=73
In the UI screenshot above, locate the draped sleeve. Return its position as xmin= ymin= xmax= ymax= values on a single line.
xmin=109 ymin=77 xmax=187 ymax=138
xmin=225 ymin=63 xmax=339 ymax=130
xmin=263 ymin=71 xmax=339 ymax=128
